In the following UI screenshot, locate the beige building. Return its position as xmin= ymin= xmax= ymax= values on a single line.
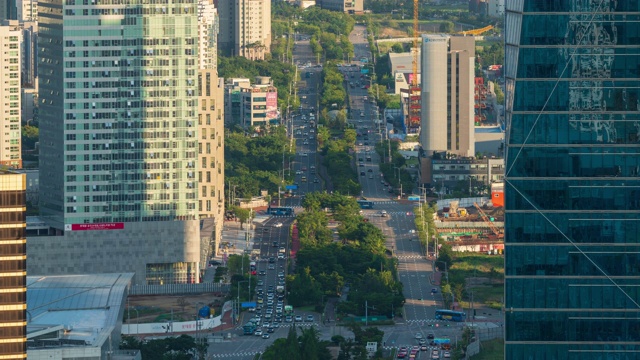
xmin=420 ymin=34 xmax=475 ymax=157
xmin=0 ymin=20 xmax=22 ymax=168
xmin=317 ymin=0 xmax=363 ymax=13
xmin=198 ymin=0 xmax=225 ymax=258
xmin=217 ymin=0 xmax=271 ymax=60
xmin=224 ymin=77 xmax=279 ymax=128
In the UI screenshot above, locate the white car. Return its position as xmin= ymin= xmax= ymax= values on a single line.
xmin=274 ymin=222 xmax=283 ymax=228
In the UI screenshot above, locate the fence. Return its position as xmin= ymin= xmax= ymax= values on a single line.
xmin=464 ymin=325 xmax=504 ymax=359
xmin=129 ymin=283 xmax=230 ymax=296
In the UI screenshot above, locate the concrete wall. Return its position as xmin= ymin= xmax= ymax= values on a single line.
xmin=27 ymin=220 xmax=201 ymax=285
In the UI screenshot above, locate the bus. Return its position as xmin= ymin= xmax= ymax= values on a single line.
xmin=243 ymin=322 xmax=256 ymax=335
xmin=267 ymin=207 xmax=294 ymax=216
xmin=357 ymin=200 xmax=374 ymax=209
xmin=435 ymin=309 xmax=466 ymax=322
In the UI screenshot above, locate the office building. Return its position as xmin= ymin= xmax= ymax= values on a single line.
xmin=317 ymin=0 xmax=363 ymax=14
xmin=20 ymin=21 xmax=37 ymax=87
xmin=420 ymin=34 xmax=475 ymax=157
xmin=1 ymin=1 xmax=18 ymax=21
xmin=418 ymin=152 xmax=503 ymax=192
xmin=504 ymin=2 xmax=640 ymax=358
xmin=216 ymin=0 xmax=271 ymax=60
xmin=197 ymin=0 xmax=225 ymax=257
xmin=224 ymin=77 xmax=278 ymax=127
xmin=0 ymin=170 xmax=27 ymax=360
xmin=0 ymin=21 xmax=22 ymax=169
xmin=34 ymin=0 xmax=205 ymax=284
xmin=16 ymin=0 xmax=37 ymax=22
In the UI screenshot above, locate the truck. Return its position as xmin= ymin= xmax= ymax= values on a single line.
xmin=243 ymin=322 xmax=256 ymax=335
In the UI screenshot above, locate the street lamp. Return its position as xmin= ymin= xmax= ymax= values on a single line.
xmin=365 ymin=300 xmax=376 ymax=326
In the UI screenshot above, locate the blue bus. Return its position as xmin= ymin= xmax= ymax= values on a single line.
xmin=357 ymin=200 xmax=374 ymax=209
xmin=267 ymin=207 xmax=294 ymax=216
xmin=435 ymin=309 xmax=466 ymax=322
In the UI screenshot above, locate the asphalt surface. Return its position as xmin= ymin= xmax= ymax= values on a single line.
xmin=207 ymin=24 xmax=462 ymax=360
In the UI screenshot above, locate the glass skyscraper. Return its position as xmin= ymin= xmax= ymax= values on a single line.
xmin=505 ymin=1 xmax=640 ymax=358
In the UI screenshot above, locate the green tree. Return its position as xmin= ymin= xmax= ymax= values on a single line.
xmin=494 ymin=81 xmax=505 ymax=105
xmin=391 ymin=43 xmax=404 ymax=53
xmin=226 ymin=254 xmax=250 ymax=276
xmin=439 ymin=21 xmax=455 ymax=33
xmin=22 ymin=125 xmax=38 ymax=150
xmin=437 ymin=243 xmax=454 ymax=270
xmin=234 ymin=207 xmax=252 ymax=229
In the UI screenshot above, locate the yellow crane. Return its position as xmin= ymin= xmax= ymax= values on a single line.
xmin=412 ymin=0 xmax=419 ymax=88
xmin=407 ymin=0 xmax=421 ymax=130
xmin=457 ymin=24 xmax=494 ymax=36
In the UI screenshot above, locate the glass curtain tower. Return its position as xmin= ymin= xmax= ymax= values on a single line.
xmin=505 ymin=1 xmax=640 ymax=358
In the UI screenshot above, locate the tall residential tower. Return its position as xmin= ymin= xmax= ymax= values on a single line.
xmin=0 ymin=21 xmax=22 ymax=168
xmin=420 ymin=34 xmax=475 ymax=157
xmin=31 ymin=0 xmax=222 ymax=285
xmin=505 ymin=1 xmax=640 ymax=358
xmin=216 ymin=0 xmax=271 ymax=60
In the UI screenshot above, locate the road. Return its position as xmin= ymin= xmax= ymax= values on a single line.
xmin=207 ymin=24 xmax=458 ymax=360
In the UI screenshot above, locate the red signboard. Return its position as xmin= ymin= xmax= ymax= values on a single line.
xmin=266 ymin=91 xmax=278 ymax=119
xmin=70 ymin=223 xmax=124 ymax=231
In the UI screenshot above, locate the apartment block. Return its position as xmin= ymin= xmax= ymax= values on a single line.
xmin=0 ymin=170 xmax=27 ymax=360
xmin=420 ymin=34 xmax=475 ymax=157
xmin=0 ymin=20 xmax=22 ymax=168
xmin=33 ymin=0 xmax=207 ymax=285
xmin=224 ymin=77 xmax=278 ymax=128
xmin=216 ymin=0 xmax=271 ymax=60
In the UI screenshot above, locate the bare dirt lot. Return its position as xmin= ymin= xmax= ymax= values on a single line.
xmin=380 ymin=27 xmax=409 ymax=38
xmin=126 ymin=294 xmax=226 ymax=324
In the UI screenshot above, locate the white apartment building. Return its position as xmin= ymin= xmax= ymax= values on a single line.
xmin=488 ymin=0 xmax=504 ymax=18
xmin=217 ymin=0 xmax=271 ymax=60
xmin=17 ymin=0 xmax=37 ymax=22
xmin=0 ymin=20 xmax=22 ymax=168
xmin=420 ymin=34 xmax=475 ymax=157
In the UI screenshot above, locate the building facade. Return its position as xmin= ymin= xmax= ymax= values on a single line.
xmin=0 ymin=21 xmax=22 ymax=168
xmin=420 ymin=34 xmax=475 ymax=157
xmin=418 ymin=152 xmax=504 ymax=192
xmin=33 ymin=0 xmax=223 ymax=285
xmin=197 ymin=0 xmax=225 ymax=256
xmin=216 ymin=0 xmax=271 ymax=60
xmin=16 ymin=0 xmax=37 ymax=22
xmin=505 ymin=1 xmax=640 ymax=358
xmin=224 ymin=77 xmax=278 ymax=127
xmin=317 ymin=0 xmax=363 ymax=14
xmin=0 ymin=170 xmax=27 ymax=360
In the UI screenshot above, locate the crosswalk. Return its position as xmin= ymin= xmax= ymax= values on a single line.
xmin=211 ymin=351 xmax=259 ymax=358
xmin=373 ymin=201 xmax=397 ymax=205
xmin=381 ymin=345 xmax=440 ymax=351
xmin=396 ymin=255 xmax=425 ymax=260
xmin=405 ymin=319 xmax=446 ymax=324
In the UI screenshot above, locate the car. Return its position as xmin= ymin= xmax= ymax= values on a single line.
xmin=431 ymin=288 xmax=438 ymax=294
xmin=360 ymin=171 xmax=365 ymax=176
xmin=313 ymin=178 xmax=319 ymax=183
xmin=257 ymin=280 xmax=264 ymax=286
xmin=267 ymin=300 xmax=274 ymax=306
xmin=380 ymin=210 xmax=388 ymax=217
xmin=427 ymin=333 xmax=435 ymax=339
xmin=367 ymin=169 xmax=373 ymax=172
xmin=359 ymin=163 xmax=364 ymax=167
xmin=295 ymin=170 xmax=302 ymax=175
xmin=262 ymin=333 xmax=270 ymax=339
xmin=431 ymin=350 xmax=440 ymax=359
xmin=267 ymin=327 xmax=274 ymax=333
xmin=272 ymin=322 xmax=280 ymax=328
xmin=397 ymin=352 xmax=407 ymax=359
xmin=268 ymin=257 xmax=275 ymax=263
xmin=415 ymin=333 xmax=423 ymax=340
xmin=421 ymin=345 xmax=428 ymax=351
xmin=259 ymin=270 xmax=266 ymax=276
xmin=274 ymin=222 xmax=283 ymax=228
xmin=294 ymin=315 xmax=303 ymax=322
xmin=306 ymin=314 xmax=314 ymax=322
xmin=419 ymin=339 xmax=426 ymax=345
xmin=443 ymin=351 xmax=451 ymax=358
xmin=268 ymin=264 xmax=275 ymax=270
xmin=369 ymin=175 xmax=373 ymax=179
xmin=254 ymin=329 xmax=263 ymax=336
xmin=285 ymin=316 xmax=293 ymax=322
xmin=300 ymin=152 xmax=308 ymax=157
xmin=303 ymin=141 xmax=309 ymax=145
xmin=278 ymin=253 xmax=285 ymax=260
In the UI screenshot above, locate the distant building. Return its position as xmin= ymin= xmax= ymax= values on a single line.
xmin=418 ymin=152 xmax=504 ymax=191
xmin=388 ymin=51 xmax=421 ymax=95
xmin=297 ymin=0 xmax=316 ymax=9
xmin=1 ymin=0 xmax=18 ymax=21
xmin=16 ymin=0 xmax=37 ymax=22
xmin=217 ymin=0 xmax=271 ymax=60
xmin=0 ymin=20 xmax=22 ymax=168
xmin=224 ymin=77 xmax=279 ymax=128
xmin=20 ymin=21 xmax=36 ymax=86
xmin=420 ymin=34 xmax=475 ymax=157
xmin=317 ymin=0 xmax=363 ymax=14
xmin=0 ymin=169 xmax=26 ymax=359
xmin=487 ymin=0 xmax=504 ymax=18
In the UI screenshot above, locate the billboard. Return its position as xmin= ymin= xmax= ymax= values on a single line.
xmin=266 ymin=91 xmax=278 ymax=120
xmin=67 ymin=223 xmax=124 ymax=231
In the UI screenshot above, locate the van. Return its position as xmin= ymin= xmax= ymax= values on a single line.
xmin=301 ymin=176 xmax=307 ymax=182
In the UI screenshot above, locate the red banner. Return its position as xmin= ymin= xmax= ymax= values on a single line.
xmin=70 ymin=223 xmax=124 ymax=231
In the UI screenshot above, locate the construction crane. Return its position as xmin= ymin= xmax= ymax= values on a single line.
xmin=457 ymin=25 xmax=494 ymax=36
xmin=474 ymin=202 xmax=503 ymax=237
xmin=407 ymin=0 xmax=421 ymax=131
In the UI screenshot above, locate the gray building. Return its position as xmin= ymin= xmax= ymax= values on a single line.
xmin=419 ymin=151 xmax=504 ymax=193
xmin=317 ymin=0 xmax=363 ymax=14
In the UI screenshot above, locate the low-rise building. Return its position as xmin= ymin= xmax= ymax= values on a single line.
xmin=224 ymin=77 xmax=279 ymax=128
xmin=317 ymin=0 xmax=363 ymax=14
xmin=419 ymin=151 xmax=504 ymax=194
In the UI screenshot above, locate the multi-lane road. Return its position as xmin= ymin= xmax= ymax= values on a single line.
xmin=208 ymin=24 xmax=459 ymax=359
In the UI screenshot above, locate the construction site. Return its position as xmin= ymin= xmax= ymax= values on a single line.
xmin=433 ymin=193 xmax=504 ymax=254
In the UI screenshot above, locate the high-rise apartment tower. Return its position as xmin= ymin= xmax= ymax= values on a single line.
xmin=505 ymin=1 xmax=640 ymax=358
xmin=420 ymin=34 xmax=475 ymax=157
xmin=0 ymin=170 xmax=27 ymax=359
xmin=0 ymin=21 xmax=22 ymax=168
xmin=216 ymin=0 xmax=271 ymax=60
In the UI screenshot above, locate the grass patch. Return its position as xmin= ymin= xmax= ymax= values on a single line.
xmin=470 ymin=339 xmax=504 ymax=360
